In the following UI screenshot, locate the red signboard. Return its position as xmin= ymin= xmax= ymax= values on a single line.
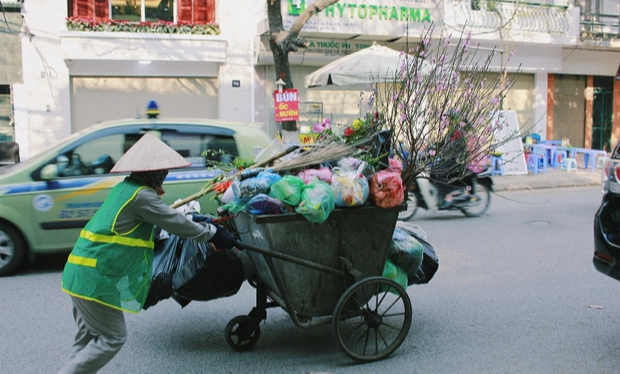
xmin=274 ymin=88 xmax=299 ymax=122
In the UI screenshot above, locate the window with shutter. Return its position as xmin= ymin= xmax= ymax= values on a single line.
xmin=70 ymin=0 xmax=213 ymax=24
xmin=72 ymin=0 xmax=93 ymax=18
xmin=193 ymin=0 xmax=215 ymax=24
xmin=177 ymin=0 xmax=194 ymax=23
xmin=178 ymin=0 xmax=215 ymax=24
xmin=71 ymin=0 xmax=108 ymax=21
xmin=93 ymin=0 xmax=109 ymax=21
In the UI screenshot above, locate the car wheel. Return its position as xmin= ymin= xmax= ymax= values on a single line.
xmin=0 ymin=222 xmax=25 ymax=277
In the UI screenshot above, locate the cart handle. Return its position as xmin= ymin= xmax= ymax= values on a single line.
xmin=240 ymin=242 xmax=344 ymax=277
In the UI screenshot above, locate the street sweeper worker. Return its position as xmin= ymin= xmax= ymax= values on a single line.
xmin=58 ymin=132 xmax=239 ymax=374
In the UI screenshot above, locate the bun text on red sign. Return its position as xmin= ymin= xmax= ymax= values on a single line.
xmin=274 ymin=88 xmax=300 ymax=122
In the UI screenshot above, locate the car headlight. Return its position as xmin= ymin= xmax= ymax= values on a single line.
xmin=606 ymin=160 xmax=620 ymax=195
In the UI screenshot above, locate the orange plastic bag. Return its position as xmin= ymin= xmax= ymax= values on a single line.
xmin=369 ymin=171 xmax=404 ymax=209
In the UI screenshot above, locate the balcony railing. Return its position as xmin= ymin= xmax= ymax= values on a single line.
xmin=580 ymin=13 xmax=620 ymax=39
xmin=453 ymin=0 xmax=572 ymax=34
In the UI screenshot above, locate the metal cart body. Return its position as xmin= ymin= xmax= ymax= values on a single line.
xmin=226 ymin=205 xmax=413 ymax=362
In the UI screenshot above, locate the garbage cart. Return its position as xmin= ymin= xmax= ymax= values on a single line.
xmin=225 ymin=205 xmax=412 ymax=362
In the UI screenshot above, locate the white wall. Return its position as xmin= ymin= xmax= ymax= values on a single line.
xmin=16 ymin=0 xmax=259 ymax=158
xmin=17 ymin=1 xmax=72 ymax=159
xmin=216 ymin=0 xmax=264 ymax=123
xmin=561 ymin=49 xmax=620 ymax=76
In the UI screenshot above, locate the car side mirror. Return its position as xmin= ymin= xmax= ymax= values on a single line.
xmin=40 ymin=164 xmax=59 ymax=180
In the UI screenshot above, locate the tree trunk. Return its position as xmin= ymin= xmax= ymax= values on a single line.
xmin=267 ymin=0 xmax=340 ymax=132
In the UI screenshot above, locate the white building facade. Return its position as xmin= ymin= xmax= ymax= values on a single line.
xmin=4 ymin=0 xmax=620 ymax=158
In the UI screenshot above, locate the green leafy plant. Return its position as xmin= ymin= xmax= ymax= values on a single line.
xmin=202 ymin=149 xmax=254 ymax=172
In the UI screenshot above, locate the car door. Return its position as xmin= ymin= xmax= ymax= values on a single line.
xmin=29 ymin=130 xmax=131 ymax=252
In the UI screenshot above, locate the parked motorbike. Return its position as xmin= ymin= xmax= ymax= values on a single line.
xmin=398 ymin=168 xmax=493 ymax=220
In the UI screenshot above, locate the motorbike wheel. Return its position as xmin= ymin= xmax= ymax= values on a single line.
xmin=398 ymin=194 xmax=418 ymax=221
xmin=460 ymin=183 xmax=491 ymax=217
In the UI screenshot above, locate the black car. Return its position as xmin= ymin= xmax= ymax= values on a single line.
xmin=594 ymin=142 xmax=620 ymax=281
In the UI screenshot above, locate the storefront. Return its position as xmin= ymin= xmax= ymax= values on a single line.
xmin=255 ymin=0 xmax=555 ymax=138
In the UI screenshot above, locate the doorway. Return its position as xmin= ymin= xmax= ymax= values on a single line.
xmin=592 ymin=76 xmax=614 ymax=151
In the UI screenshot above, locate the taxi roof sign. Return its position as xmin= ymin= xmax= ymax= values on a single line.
xmin=146 ymin=100 xmax=160 ymax=118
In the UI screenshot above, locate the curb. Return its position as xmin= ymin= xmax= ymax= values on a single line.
xmin=491 ymin=169 xmax=603 ymax=192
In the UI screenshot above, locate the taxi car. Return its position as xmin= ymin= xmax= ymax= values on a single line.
xmin=594 ymin=141 xmax=620 ymax=281
xmin=0 ymin=117 xmax=271 ymax=276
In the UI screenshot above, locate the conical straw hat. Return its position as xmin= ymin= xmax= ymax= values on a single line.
xmin=111 ymin=132 xmax=191 ymax=173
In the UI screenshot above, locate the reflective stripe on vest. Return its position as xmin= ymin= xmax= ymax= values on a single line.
xmin=79 ymin=229 xmax=154 ymax=249
xmin=67 ymin=254 xmax=97 ymax=268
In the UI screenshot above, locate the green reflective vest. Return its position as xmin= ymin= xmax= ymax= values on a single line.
xmin=61 ymin=178 xmax=155 ymax=313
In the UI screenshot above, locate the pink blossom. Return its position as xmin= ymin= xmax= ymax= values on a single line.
xmin=312 ymin=118 xmax=332 ymax=133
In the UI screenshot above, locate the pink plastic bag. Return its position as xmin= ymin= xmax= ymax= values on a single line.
xmin=369 ymin=171 xmax=404 ymax=209
xmin=298 ymin=167 xmax=332 ymax=185
xmin=388 ymin=158 xmax=403 ymax=173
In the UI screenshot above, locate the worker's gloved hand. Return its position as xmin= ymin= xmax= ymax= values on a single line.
xmin=209 ymin=225 xmax=238 ymax=250
xmin=192 ymin=213 xmax=213 ymax=224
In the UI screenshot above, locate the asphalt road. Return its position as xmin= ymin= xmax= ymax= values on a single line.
xmin=2 ymin=186 xmax=619 ymax=373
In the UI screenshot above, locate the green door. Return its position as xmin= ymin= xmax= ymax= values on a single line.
xmin=592 ymin=77 xmax=614 ymax=151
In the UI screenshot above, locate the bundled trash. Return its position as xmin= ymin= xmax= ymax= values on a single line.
xmin=369 ymin=170 xmax=405 ymax=209
xmin=382 ymin=224 xmax=439 ymax=289
xmin=331 ymin=162 xmax=369 ymax=207
xmin=197 ymin=121 xmax=404 ymax=224
xmin=298 ymin=166 xmax=332 ymax=184
xmin=295 ymin=177 xmax=335 ymax=223
xmin=395 ymin=221 xmax=439 ymax=285
xmin=231 ymin=170 xmax=281 ymax=205
xmin=217 ymin=155 xmax=405 ymax=224
xmin=388 ymin=228 xmax=424 ymax=275
xmin=144 ymin=231 xmax=253 ymax=310
xmin=246 ymin=194 xmax=289 ymax=215
xmin=143 ymin=211 xmax=254 ymax=310
xmin=269 ymin=175 xmax=305 ymax=206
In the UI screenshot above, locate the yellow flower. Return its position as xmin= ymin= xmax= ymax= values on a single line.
xmin=352 ymin=119 xmax=363 ymax=131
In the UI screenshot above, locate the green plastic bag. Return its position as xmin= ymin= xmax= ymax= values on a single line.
xmin=389 ymin=228 xmax=424 ymax=274
xmin=294 ymin=177 xmax=335 ymax=224
xmin=269 ymin=175 xmax=305 ymax=206
xmin=382 ymin=259 xmax=408 ymax=293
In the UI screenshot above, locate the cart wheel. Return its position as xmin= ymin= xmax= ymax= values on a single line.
xmin=332 ymin=276 xmax=412 ymax=362
xmin=225 ymin=315 xmax=261 ymax=352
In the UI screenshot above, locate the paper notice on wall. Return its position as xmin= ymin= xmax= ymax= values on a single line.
xmin=493 ymin=111 xmax=527 ymax=175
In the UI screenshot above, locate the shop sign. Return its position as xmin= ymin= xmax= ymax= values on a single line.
xmin=283 ymin=0 xmax=439 ymax=36
xmin=274 ymin=89 xmax=299 ymax=122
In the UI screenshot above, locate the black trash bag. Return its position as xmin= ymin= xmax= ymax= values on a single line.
xmin=405 ymin=234 xmax=439 ymax=286
xmin=370 ymin=130 xmax=392 ymax=169
xmin=143 ymin=235 xmax=183 ymax=310
xmin=171 ymin=237 xmax=245 ymax=306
